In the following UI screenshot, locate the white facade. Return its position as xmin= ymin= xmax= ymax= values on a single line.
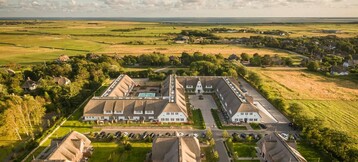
xmin=195 ymin=80 xmax=203 ymax=94
xmin=157 ymin=112 xmax=187 ymax=122
xmin=231 ymin=112 xmax=260 ymax=123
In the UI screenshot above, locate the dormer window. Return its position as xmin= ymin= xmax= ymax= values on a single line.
xmin=114 ymin=110 xmax=123 ymax=114
xmin=104 ymin=110 xmax=112 ymax=114
xmin=134 ymin=110 xmax=143 ymax=114
xmin=145 ymin=110 xmax=154 ymax=114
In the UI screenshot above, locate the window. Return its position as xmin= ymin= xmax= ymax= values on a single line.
xmin=254 ymin=119 xmax=258 ymax=121
xmin=175 ymin=112 xmax=178 ymax=115
xmin=166 ymin=118 xmax=169 ymax=121
xmin=161 ymin=118 xmax=164 ymax=121
xmin=176 ymin=118 xmax=180 ymax=121
xmin=166 ymin=112 xmax=170 ymax=115
xmin=241 ymin=113 xmax=244 ymax=115
xmin=250 ymin=113 xmax=253 ymax=115
xmin=249 ymin=118 xmax=253 ymax=121
xmin=245 ymin=113 xmax=248 ymax=115
xmin=181 ymin=118 xmax=184 ymax=121
xmin=235 ymin=119 xmax=238 ymax=121
xmin=171 ymin=112 xmax=174 ymax=115
xmin=171 ymin=118 xmax=174 ymax=121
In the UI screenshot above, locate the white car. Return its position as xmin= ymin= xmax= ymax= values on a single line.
xmin=178 ymin=132 xmax=184 ymax=136
xmin=123 ymin=132 xmax=129 ymax=136
xmin=193 ymin=133 xmax=198 ymax=138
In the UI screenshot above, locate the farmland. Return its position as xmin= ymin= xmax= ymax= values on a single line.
xmin=250 ymin=67 xmax=358 ymax=141
xmin=1 ymin=21 xmax=357 ymax=64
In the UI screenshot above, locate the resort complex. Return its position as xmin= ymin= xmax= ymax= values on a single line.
xmin=83 ymin=74 xmax=262 ymax=123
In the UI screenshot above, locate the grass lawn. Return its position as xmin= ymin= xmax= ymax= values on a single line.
xmin=297 ymin=141 xmax=332 ymax=162
xmin=232 ymin=142 xmax=257 ymax=158
xmin=211 ymin=109 xmax=223 ymax=129
xmin=192 ymin=109 xmax=206 ymax=129
xmin=90 ymin=141 xmax=152 ymax=162
xmin=249 ymin=123 xmax=261 ymax=130
xmin=250 ymin=67 xmax=358 ymax=144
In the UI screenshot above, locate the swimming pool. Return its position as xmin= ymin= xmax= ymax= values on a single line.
xmin=138 ymin=93 xmax=156 ymax=97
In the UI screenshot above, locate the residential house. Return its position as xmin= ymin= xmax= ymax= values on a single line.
xmin=176 ymin=76 xmax=261 ymax=123
xmin=22 ymin=77 xmax=37 ymax=91
xmin=32 ymin=131 xmax=92 ymax=162
xmin=330 ymin=65 xmax=349 ymax=75
xmin=148 ymin=134 xmax=201 ymax=162
xmin=54 ymin=76 xmax=71 ymax=86
xmin=174 ymin=35 xmax=190 ymax=44
xmin=257 ymin=132 xmax=307 ymax=162
xmin=56 ymin=55 xmax=70 ymax=63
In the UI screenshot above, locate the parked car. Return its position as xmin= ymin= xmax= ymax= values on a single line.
xmin=259 ymin=123 xmax=267 ymax=129
xmin=178 ymin=132 xmax=184 ymax=136
xmin=115 ymin=131 xmax=122 ymax=138
xmin=240 ymin=133 xmax=247 ymax=139
xmin=193 ymin=133 xmax=198 ymax=138
xmin=123 ymin=132 xmax=129 ymax=137
xmin=199 ymin=95 xmax=204 ymax=100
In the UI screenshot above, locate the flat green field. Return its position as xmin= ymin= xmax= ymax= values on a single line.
xmin=250 ymin=67 xmax=358 ymax=142
xmin=2 ymin=21 xmax=356 ymax=64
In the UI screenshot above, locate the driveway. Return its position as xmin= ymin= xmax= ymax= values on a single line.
xmin=189 ymin=94 xmax=230 ymax=162
xmin=189 ymin=94 xmax=218 ymax=130
xmin=237 ymin=77 xmax=290 ymax=123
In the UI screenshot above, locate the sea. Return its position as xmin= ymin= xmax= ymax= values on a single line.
xmin=0 ymin=17 xmax=357 ymax=24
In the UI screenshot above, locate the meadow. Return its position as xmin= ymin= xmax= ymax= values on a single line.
xmin=1 ymin=20 xmax=357 ymax=64
xmin=250 ymin=67 xmax=358 ymax=141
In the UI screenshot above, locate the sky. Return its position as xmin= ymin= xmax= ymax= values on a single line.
xmin=0 ymin=0 xmax=357 ymax=17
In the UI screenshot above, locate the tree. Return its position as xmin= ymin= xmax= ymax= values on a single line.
xmin=213 ymin=151 xmax=219 ymax=161
xmin=209 ymin=138 xmax=216 ymax=147
xmin=206 ymin=128 xmax=213 ymax=139
xmin=222 ymin=130 xmax=229 ymax=138
xmin=307 ymin=61 xmax=320 ymax=71
xmin=250 ymin=54 xmax=262 ymax=66
xmin=241 ymin=53 xmax=250 ymax=61
xmin=247 ymin=72 xmax=262 ymax=87
xmin=261 ymin=54 xmax=272 ymax=66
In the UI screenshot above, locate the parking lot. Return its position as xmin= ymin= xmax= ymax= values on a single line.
xmin=189 ymin=94 xmax=218 ymax=129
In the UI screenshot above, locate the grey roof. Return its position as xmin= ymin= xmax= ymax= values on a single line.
xmin=33 ymin=131 xmax=91 ymax=162
xmin=53 ymin=76 xmax=71 ymax=86
xmin=83 ymin=98 xmax=169 ymax=118
xmin=177 ymin=76 xmax=259 ymax=117
xmin=22 ymin=77 xmax=37 ymax=89
xmin=151 ymin=136 xmax=201 ymax=162
xmin=257 ymin=132 xmax=307 ymax=162
xmin=102 ymin=75 xmax=136 ymax=97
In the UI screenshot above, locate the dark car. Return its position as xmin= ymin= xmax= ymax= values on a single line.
xmin=259 ymin=123 xmax=267 ymax=129
xmin=199 ymin=95 xmax=204 ymax=100
xmin=115 ymin=131 xmax=122 ymax=137
xmin=240 ymin=133 xmax=247 ymax=139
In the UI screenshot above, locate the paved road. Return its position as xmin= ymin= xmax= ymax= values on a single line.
xmin=237 ymin=76 xmax=290 ymax=123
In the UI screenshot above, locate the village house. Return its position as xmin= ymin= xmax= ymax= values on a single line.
xmin=32 ymin=131 xmax=92 ymax=162
xmin=56 ymin=54 xmax=70 ymax=63
xmin=330 ymin=65 xmax=349 ymax=76
xmin=147 ymin=134 xmax=201 ymax=162
xmin=257 ymin=132 xmax=307 ymax=162
xmin=22 ymin=77 xmax=37 ymax=91
xmin=53 ymin=76 xmax=71 ymax=86
xmin=174 ymin=35 xmax=190 ymax=44
xmin=176 ymin=76 xmax=261 ymax=123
